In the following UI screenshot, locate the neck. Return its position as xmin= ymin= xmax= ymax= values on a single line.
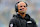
xmin=18 ymin=12 xmax=26 ymax=18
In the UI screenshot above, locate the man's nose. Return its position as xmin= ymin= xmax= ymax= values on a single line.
xmin=22 ymin=7 xmax=24 ymax=9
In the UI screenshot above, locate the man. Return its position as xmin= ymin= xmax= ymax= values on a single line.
xmin=9 ymin=1 xmax=37 ymax=27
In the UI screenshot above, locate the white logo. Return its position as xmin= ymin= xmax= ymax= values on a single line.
xmin=27 ymin=21 xmax=32 ymax=23
xmin=10 ymin=24 xmax=13 ymax=27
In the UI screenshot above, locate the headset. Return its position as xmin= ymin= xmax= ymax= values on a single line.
xmin=15 ymin=1 xmax=28 ymax=12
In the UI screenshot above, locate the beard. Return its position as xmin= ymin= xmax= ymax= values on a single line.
xmin=19 ymin=11 xmax=26 ymax=14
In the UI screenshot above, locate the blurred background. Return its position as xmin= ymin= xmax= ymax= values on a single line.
xmin=0 ymin=0 xmax=40 ymax=27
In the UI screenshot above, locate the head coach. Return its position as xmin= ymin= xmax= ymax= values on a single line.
xmin=9 ymin=1 xmax=37 ymax=27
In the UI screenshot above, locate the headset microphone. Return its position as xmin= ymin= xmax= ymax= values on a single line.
xmin=20 ymin=9 xmax=22 ymax=10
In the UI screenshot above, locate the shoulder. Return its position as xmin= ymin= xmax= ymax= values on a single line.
xmin=9 ymin=15 xmax=17 ymax=22
xmin=30 ymin=18 xmax=37 ymax=27
xmin=26 ymin=14 xmax=36 ymax=23
xmin=30 ymin=18 xmax=36 ymax=24
xmin=10 ymin=14 xmax=19 ymax=23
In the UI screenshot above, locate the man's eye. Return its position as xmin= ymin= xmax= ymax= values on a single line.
xmin=20 ymin=6 xmax=22 ymax=7
xmin=24 ymin=6 xmax=26 ymax=7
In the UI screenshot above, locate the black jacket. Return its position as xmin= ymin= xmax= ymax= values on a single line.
xmin=9 ymin=14 xmax=37 ymax=27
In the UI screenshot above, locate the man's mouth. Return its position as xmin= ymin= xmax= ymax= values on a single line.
xmin=22 ymin=9 xmax=24 ymax=11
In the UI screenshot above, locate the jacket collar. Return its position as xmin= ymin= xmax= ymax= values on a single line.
xmin=17 ymin=14 xmax=31 ymax=20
